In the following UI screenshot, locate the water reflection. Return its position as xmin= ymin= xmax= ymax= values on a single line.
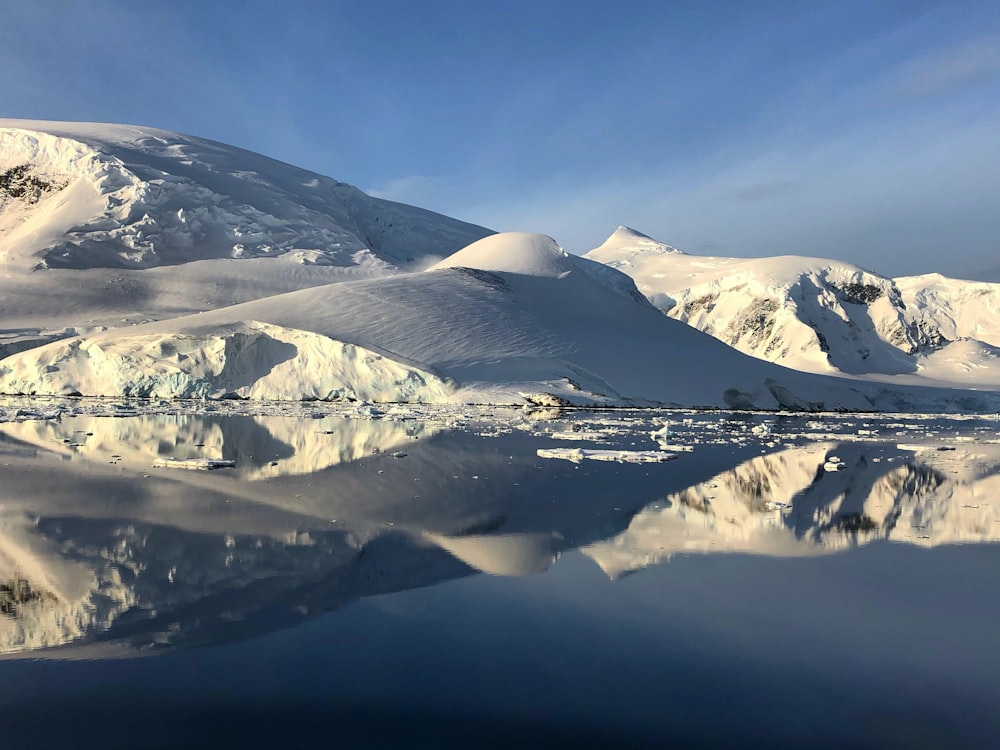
xmin=0 ymin=412 xmax=437 ymax=479
xmin=0 ymin=413 xmax=997 ymax=656
xmin=0 ymin=411 xmax=651 ymax=654
xmin=585 ymin=442 xmax=1000 ymax=577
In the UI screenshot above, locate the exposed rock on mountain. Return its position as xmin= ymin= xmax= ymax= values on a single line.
xmin=585 ymin=226 xmax=1000 ymax=389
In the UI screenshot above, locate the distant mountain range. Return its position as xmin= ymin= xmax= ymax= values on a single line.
xmin=1 ymin=120 xmax=998 ymax=411
xmin=586 ymin=226 xmax=1000 ymax=390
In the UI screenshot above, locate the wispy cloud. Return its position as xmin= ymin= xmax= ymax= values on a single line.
xmin=451 ymin=104 xmax=1000 ymax=279
xmin=695 ymin=241 xmax=728 ymax=254
xmin=366 ymin=174 xmax=451 ymax=203
xmin=890 ymin=35 xmax=1000 ymax=98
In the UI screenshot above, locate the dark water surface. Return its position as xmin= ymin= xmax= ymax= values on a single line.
xmin=0 ymin=407 xmax=997 ymax=748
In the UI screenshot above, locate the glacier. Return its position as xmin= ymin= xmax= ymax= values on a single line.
xmin=5 ymin=231 xmax=998 ymax=410
xmin=1 ymin=121 xmax=999 ymax=412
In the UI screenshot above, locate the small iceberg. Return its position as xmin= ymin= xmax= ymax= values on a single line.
xmin=537 ymin=448 xmax=678 ymax=464
xmin=153 ymin=458 xmax=236 ymax=471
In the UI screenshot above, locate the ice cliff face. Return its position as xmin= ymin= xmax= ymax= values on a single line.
xmin=0 ymin=320 xmax=453 ymax=402
xmin=585 ymin=228 xmax=1000 ymax=388
xmin=0 ymin=120 xmax=491 ymax=271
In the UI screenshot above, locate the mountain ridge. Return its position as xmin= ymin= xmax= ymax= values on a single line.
xmin=4 ymin=231 xmax=999 ymax=411
xmin=585 ymin=227 xmax=1000 ymax=390
xmin=0 ymin=118 xmax=492 ymax=271
xmin=1 ymin=121 xmax=999 ymax=410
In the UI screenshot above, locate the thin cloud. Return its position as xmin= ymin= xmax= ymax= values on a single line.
xmin=451 ymin=103 xmax=1000 ymax=279
xmin=696 ymin=241 xmax=728 ymax=254
xmin=891 ymin=35 xmax=1000 ymax=98
xmin=366 ymin=174 xmax=449 ymax=203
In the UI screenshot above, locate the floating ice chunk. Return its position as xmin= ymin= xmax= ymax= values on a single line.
xmin=650 ymin=421 xmax=694 ymax=451
xmin=153 ymin=457 xmax=236 ymax=470
xmin=652 ymin=443 xmax=694 ymax=453
xmin=823 ymin=456 xmax=843 ymax=471
xmin=896 ymin=443 xmax=932 ymax=452
xmin=650 ymin=421 xmax=671 ymax=441
xmin=537 ymin=448 xmax=677 ymax=464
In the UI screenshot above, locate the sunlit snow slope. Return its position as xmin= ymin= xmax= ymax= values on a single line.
xmin=2 ymin=232 xmax=996 ymax=410
xmin=585 ymin=227 xmax=1000 ymax=389
xmin=0 ymin=119 xmax=490 ymax=271
xmin=2 ymin=121 xmax=998 ymax=411
xmin=0 ymin=120 xmax=492 ymax=348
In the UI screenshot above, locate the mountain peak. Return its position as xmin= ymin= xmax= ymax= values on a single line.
xmin=590 ymin=227 xmax=684 ymax=258
xmin=611 ymin=226 xmax=654 ymax=241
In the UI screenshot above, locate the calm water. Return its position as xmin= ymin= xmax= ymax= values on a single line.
xmin=0 ymin=406 xmax=998 ymax=748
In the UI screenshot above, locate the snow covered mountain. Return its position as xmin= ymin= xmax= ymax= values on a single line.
xmin=4 ymin=231 xmax=994 ymax=410
xmin=1 ymin=122 xmax=998 ymax=411
xmin=893 ymin=273 xmax=1000 ymax=349
xmin=0 ymin=119 xmax=490 ymax=271
xmin=0 ymin=120 xmax=492 ymax=354
xmin=585 ymin=227 xmax=1000 ymax=389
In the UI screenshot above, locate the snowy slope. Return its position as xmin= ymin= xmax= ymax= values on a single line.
xmin=894 ymin=273 xmax=1000 ymax=346
xmin=585 ymin=227 xmax=1000 ymax=389
xmin=0 ymin=120 xmax=492 ymax=348
xmin=0 ymin=119 xmax=491 ymax=271
xmin=2 ymin=232 xmax=997 ymax=411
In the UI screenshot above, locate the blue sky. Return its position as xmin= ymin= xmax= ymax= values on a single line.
xmin=3 ymin=0 xmax=999 ymax=278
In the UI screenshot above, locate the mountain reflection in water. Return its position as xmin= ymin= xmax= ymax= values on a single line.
xmin=0 ymin=410 xmax=997 ymax=656
xmin=586 ymin=440 xmax=1000 ymax=576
